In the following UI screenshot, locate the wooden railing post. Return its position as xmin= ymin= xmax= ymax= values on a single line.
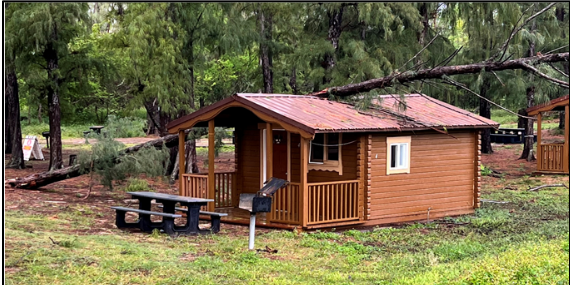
xmin=178 ymin=130 xmax=186 ymax=196
xmin=208 ymin=120 xmax=215 ymax=211
xmin=563 ymin=105 xmax=570 ymax=173
xmin=537 ymin=113 xmax=542 ymax=171
xmin=300 ymin=137 xmax=309 ymax=227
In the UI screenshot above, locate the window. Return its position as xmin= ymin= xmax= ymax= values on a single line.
xmin=308 ymin=133 xmax=343 ymax=174
xmin=386 ymin=136 xmax=411 ymax=175
xmin=310 ymin=133 xmax=340 ymax=163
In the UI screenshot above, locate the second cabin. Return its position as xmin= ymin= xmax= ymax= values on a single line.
xmin=166 ymin=93 xmax=498 ymax=229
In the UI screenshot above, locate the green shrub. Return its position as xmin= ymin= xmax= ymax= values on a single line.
xmin=104 ymin=115 xmax=145 ymax=138
xmin=77 ymin=136 xmax=169 ymax=190
xmin=122 ymin=178 xmax=152 ymax=192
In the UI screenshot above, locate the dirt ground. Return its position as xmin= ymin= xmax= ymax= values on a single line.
xmin=3 ymin=129 xmax=567 ymax=236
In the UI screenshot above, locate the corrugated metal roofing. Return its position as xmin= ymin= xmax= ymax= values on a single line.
xmin=167 ymin=93 xmax=498 ymax=134
xmin=236 ymin=93 xmax=497 ymax=132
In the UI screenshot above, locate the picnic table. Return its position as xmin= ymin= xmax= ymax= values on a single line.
xmin=89 ymin=126 xmax=105 ymax=135
xmin=112 ymin=192 xmax=216 ymax=235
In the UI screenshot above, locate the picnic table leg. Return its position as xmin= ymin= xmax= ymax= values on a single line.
xmin=185 ymin=204 xmax=202 ymax=234
xmin=138 ymin=198 xmax=153 ymax=232
xmin=161 ymin=201 xmax=178 ymax=235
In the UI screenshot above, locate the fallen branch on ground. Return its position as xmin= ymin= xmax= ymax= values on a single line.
xmin=5 ymin=131 xmax=187 ymax=190
xmin=527 ymin=184 xmax=569 ymax=192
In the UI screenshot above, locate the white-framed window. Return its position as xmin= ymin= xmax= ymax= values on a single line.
xmin=308 ymin=133 xmax=343 ymax=175
xmin=386 ymin=136 xmax=411 ymax=175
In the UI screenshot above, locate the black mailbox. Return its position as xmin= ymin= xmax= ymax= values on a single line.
xmin=252 ymin=196 xmax=272 ymax=213
xmin=238 ymin=178 xmax=289 ymax=214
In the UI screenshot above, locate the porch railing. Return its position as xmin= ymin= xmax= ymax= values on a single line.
xmin=270 ymin=183 xmax=301 ymax=225
xmin=181 ymin=172 xmax=235 ymax=208
xmin=307 ymin=180 xmax=359 ymax=225
xmin=213 ymin=172 xmax=235 ymax=208
xmin=538 ymin=144 xmax=565 ymax=172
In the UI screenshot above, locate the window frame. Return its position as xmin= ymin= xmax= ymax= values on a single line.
xmin=308 ymin=133 xmax=343 ymax=175
xmin=386 ymin=136 xmax=411 ymax=175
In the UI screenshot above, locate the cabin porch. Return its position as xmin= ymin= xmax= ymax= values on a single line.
xmin=173 ymin=104 xmax=365 ymax=230
xmin=528 ymin=95 xmax=569 ymax=174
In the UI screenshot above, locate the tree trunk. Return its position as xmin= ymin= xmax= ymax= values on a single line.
xmin=7 ymin=131 xmax=188 ymax=189
xmin=5 ymin=93 xmax=12 ymax=154
xmin=520 ymin=15 xmax=537 ymax=160
xmin=37 ymin=103 xmax=42 ymax=124
xmin=144 ymin=99 xmax=160 ymax=136
xmin=556 ymin=6 xmax=567 ymax=130
xmin=289 ymin=67 xmax=298 ymax=95
xmin=259 ymin=9 xmax=273 ymax=93
xmin=185 ymin=139 xmax=199 ymax=174
xmin=479 ymin=77 xmax=493 ymax=154
xmin=5 ymin=67 xmax=25 ymax=168
xmin=418 ymin=3 xmax=429 ymax=63
xmin=44 ymin=45 xmax=63 ymax=171
xmin=323 ymin=4 xmax=345 ymax=85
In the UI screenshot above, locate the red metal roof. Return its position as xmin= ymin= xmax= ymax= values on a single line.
xmin=167 ymin=93 xmax=498 ymax=134
xmin=526 ymin=94 xmax=569 ymax=115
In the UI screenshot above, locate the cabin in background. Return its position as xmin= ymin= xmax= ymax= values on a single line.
xmin=166 ymin=93 xmax=498 ymax=229
xmin=527 ymin=94 xmax=569 ymax=175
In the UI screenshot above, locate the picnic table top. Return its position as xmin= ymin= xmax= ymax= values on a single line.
xmin=498 ymin=127 xmax=524 ymax=131
xmin=127 ymin=191 xmax=213 ymax=203
xmin=89 ymin=126 xmax=105 ymax=130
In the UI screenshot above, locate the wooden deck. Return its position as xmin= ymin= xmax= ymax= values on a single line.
xmin=209 ymin=207 xmax=298 ymax=230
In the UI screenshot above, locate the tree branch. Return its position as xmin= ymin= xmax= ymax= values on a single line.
xmin=307 ymin=52 xmax=569 ymax=98
xmin=520 ymin=62 xmax=569 ymax=88
xmin=495 ymin=3 xmax=535 ymax=62
xmin=528 ymin=184 xmax=568 ymax=192
xmin=493 ymin=3 xmax=557 ymax=61
xmin=398 ymin=32 xmax=440 ymax=71
xmin=548 ymin=63 xmax=569 ymax=78
xmin=441 ymin=76 xmax=534 ymax=119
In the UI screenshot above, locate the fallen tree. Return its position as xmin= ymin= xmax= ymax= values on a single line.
xmin=308 ymin=52 xmax=569 ymax=98
xmin=5 ymin=132 xmax=186 ymax=189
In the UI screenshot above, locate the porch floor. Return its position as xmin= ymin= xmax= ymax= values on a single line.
xmin=209 ymin=207 xmax=298 ymax=230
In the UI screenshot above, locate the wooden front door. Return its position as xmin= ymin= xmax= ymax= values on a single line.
xmin=272 ymin=131 xmax=288 ymax=179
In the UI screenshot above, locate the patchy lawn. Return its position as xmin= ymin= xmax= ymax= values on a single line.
xmin=4 ymin=135 xmax=569 ymax=284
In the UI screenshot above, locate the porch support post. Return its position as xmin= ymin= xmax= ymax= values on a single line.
xmin=537 ymin=113 xmax=542 ymax=171
xmin=287 ymin=132 xmax=291 ymax=182
xmin=266 ymin=123 xmax=273 ymax=180
xmin=563 ymin=105 xmax=570 ymax=173
xmin=266 ymin=123 xmax=273 ymax=220
xmin=178 ymin=130 xmax=186 ymax=196
xmin=300 ymin=137 xmax=309 ymax=227
xmin=208 ymin=120 xmax=215 ymax=211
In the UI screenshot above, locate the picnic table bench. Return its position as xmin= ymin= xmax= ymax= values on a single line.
xmin=111 ymin=192 xmax=215 ymax=235
xmin=157 ymin=205 xmax=228 ymax=233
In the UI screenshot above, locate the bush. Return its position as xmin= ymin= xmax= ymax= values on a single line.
xmin=104 ymin=115 xmax=146 ymax=138
xmin=77 ymin=136 xmax=169 ymax=190
xmin=122 ymin=178 xmax=152 ymax=192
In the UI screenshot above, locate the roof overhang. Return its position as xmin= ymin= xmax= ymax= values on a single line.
xmin=166 ymin=94 xmax=315 ymax=138
xmin=527 ymin=95 xmax=569 ymax=116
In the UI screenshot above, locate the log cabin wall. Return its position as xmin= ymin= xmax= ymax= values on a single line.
xmin=236 ymin=123 xmax=261 ymax=194
xmin=365 ymin=130 xmax=478 ymax=225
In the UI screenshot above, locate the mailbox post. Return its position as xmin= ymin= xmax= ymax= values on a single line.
xmin=238 ymin=178 xmax=288 ymax=250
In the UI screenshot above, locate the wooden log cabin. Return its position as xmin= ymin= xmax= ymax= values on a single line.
xmin=166 ymin=93 xmax=498 ymax=229
xmin=526 ymin=94 xmax=569 ymax=175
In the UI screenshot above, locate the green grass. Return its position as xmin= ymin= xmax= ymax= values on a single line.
xmin=21 ymin=116 xmax=146 ymax=139
xmin=197 ymin=145 xmax=236 ymax=156
xmin=5 ymin=176 xmax=568 ymax=284
xmin=491 ymin=108 xmax=563 ymax=130
xmin=22 ymin=123 xmax=95 ymax=140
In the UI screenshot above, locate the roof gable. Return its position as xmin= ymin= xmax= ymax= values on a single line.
xmin=167 ymin=93 xmax=498 ymax=136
